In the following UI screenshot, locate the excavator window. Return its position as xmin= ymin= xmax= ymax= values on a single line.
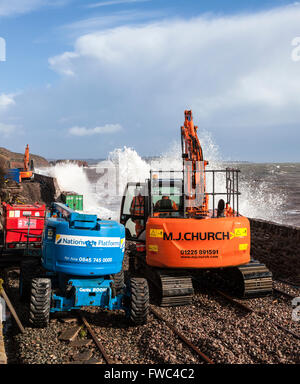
xmin=151 ymin=180 xmax=183 ymax=217
xmin=122 ymin=185 xmax=144 ymax=216
xmin=120 ymin=182 xmax=148 ymax=239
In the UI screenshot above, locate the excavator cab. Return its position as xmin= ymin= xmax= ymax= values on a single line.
xmin=120 ymin=167 xmax=243 ymax=240
xmin=120 ymin=177 xmax=185 ymax=238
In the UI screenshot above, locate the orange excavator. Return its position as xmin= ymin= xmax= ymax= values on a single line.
xmin=20 ymin=144 xmax=34 ymax=181
xmin=120 ymin=111 xmax=272 ymax=306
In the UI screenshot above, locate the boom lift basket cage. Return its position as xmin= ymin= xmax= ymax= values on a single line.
xmin=149 ymin=168 xmax=241 ymax=218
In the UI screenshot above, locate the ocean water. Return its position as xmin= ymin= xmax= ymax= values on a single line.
xmin=236 ymin=162 xmax=300 ymax=227
xmin=36 ymin=144 xmax=300 ymax=227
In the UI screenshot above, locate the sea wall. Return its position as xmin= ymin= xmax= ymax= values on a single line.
xmin=250 ymin=218 xmax=300 ymax=240
xmin=250 ymin=218 xmax=300 ymax=285
xmin=33 ymin=173 xmax=61 ymax=202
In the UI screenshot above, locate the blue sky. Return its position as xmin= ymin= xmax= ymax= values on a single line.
xmin=0 ymin=0 xmax=300 ymax=161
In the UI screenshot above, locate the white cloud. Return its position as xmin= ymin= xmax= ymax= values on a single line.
xmin=48 ymin=51 xmax=79 ymax=76
xmin=69 ymin=124 xmax=122 ymax=136
xmin=60 ymin=9 xmax=161 ymax=37
xmin=0 ymin=93 xmax=15 ymax=110
xmin=4 ymin=4 xmax=300 ymax=160
xmin=0 ymin=0 xmax=70 ymax=17
xmin=88 ymin=0 xmax=150 ymax=8
xmin=50 ymin=5 xmax=300 ymax=129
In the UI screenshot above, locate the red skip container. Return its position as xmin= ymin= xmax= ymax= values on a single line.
xmin=2 ymin=202 xmax=46 ymax=249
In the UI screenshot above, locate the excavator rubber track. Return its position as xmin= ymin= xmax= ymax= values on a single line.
xmin=236 ymin=260 xmax=273 ymax=298
xmin=158 ymin=271 xmax=194 ymax=307
xmin=207 ymin=259 xmax=273 ymax=298
xmin=130 ymin=250 xmax=194 ymax=306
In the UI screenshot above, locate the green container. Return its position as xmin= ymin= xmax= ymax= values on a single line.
xmin=61 ymin=193 xmax=83 ymax=211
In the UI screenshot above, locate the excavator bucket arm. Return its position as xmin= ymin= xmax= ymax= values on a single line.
xmin=181 ymin=110 xmax=208 ymax=215
xmin=24 ymin=144 xmax=30 ymax=171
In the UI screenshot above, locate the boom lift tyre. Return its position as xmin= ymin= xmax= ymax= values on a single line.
xmin=130 ymin=277 xmax=149 ymax=325
xmin=29 ymin=278 xmax=51 ymax=328
xmin=112 ymin=270 xmax=125 ymax=292
xmin=19 ymin=258 xmax=41 ymax=301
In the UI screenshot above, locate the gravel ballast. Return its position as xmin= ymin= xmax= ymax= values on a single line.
xmin=1 ymin=235 xmax=299 ymax=365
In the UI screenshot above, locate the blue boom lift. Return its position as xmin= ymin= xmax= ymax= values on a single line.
xmin=21 ymin=203 xmax=149 ymax=328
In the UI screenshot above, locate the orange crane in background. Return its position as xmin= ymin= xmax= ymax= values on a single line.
xmin=20 ymin=144 xmax=33 ymax=181
xmin=120 ymin=110 xmax=273 ymax=306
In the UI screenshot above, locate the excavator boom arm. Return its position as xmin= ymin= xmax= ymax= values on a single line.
xmin=24 ymin=144 xmax=30 ymax=171
xmin=181 ymin=110 xmax=208 ymax=215
xmin=181 ymin=110 xmax=203 ymax=163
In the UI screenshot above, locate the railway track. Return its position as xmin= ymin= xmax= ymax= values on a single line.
xmin=191 ymin=276 xmax=300 ymax=341
xmin=276 ymin=279 xmax=300 ymax=290
xmin=56 ymin=313 xmax=114 ymax=364
xmin=79 ymin=313 xmax=113 ymax=364
xmin=56 ymin=282 xmax=298 ymax=365
xmin=72 ymin=280 xmax=299 ymax=364
xmin=67 ymin=307 xmax=215 ymax=364
xmin=212 ymin=288 xmax=300 ymax=341
xmin=59 ymin=309 xmax=215 ymax=364
xmin=273 ymin=287 xmax=295 ymax=300
xmin=273 ymin=279 xmax=300 ymax=298
xmin=3 ymin=265 xmax=298 ymax=364
xmin=149 ymin=306 xmax=214 ymax=364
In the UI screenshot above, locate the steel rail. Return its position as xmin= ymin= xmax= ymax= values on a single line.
xmin=214 ymin=289 xmax=253 ymax=313
xmin=269 ymin=320 xmax=300 ymax=340
xmin=275 ymin=279 xmax=300 ymax=290
xmin=273 ymin=287 xmax=295 ymax=300
xmin=150 ymin=306 xmax=214 ymax=364
xmin=212 ymin=289 xmax=300 ymax=341
xmin=79 ymin=313 xmax=113 ymax=364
